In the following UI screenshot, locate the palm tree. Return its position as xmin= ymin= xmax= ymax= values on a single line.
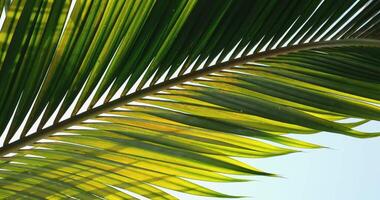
xmin=0 ymin=0 xmax=379 ymax=199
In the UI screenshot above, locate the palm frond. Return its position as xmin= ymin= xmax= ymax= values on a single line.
xmin=0 ymin=0 xmax=379 ymax=199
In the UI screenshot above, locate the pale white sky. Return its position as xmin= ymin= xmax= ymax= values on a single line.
xmin=169 ymin=120 xmax=380 ymax=200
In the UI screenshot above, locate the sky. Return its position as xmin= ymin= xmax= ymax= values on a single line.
xmin=168 ymin=120 xmax=380 ymax=200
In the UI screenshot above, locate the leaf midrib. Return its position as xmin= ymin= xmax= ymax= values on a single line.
xmin=1 ymin=38 xmax=380 ymax=156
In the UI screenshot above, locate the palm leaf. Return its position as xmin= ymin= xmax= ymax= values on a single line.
xmin=0 ymin=0 xmax=379 ymax=199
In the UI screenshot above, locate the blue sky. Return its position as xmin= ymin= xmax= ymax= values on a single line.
xmin=169 ymin=120 xmax=380 ymax=200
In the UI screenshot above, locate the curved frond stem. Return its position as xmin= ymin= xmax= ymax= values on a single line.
xmin=1 ymin=38 xmax=379 ymax=156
